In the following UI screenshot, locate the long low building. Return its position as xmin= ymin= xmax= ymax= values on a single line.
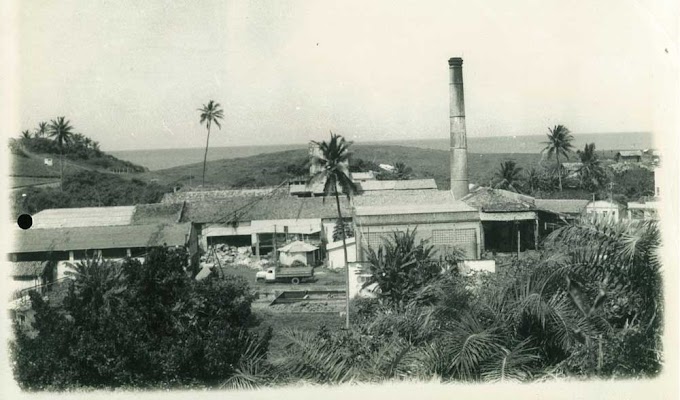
xmin=352 ymin=191 xmax=482 ymax=261
xmin=8 ymin=203 xmax=198 ymax=281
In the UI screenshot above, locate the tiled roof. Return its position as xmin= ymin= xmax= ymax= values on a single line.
xmin=354 ymin=204 xmax=477 ymax=216
xmin=32 ymin=206 xmax=135 ymax=229
xmin=461 ymin=187 xmax=536 ymax=212
xmin=132 ymin=203 xmax=184 ymax=225
xmin=11 ymin=223 xmax=192 ymax=253
xmin=181 ymin=196 xmax=351 ymax=223
xmin=535 ymin=199 xmax=589 ymax=215
xmin=278 ymin=240 xmax=319 ymax=253
xmin=161 ymin=188 xmax=285 ymax=203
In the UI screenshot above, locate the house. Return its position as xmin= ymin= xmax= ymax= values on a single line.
xmin=351 ymin=171 xmax=376 ymax=182
xmin=561 ymin=162 xmax=583 ymax=179
xmin=278 ymin=240 xmax=319 ymax=266
xmin=161 ymin=187 xmax=284 ymax=204
xmin=616 ymin=150 xmax=643 ymax=163
xmin=585 ymin=200 xmax=626 ymax=222
xmin=326 ymin=237 xmax=357 ymax=269
xmin=461 ymin=187 xmax=542 ymax=253
xmin=627 ymin=200 xmax=659 ymax=220
xmin=535 ymin=199 xmax=589 ymax=222
xmin=353 ymin=191 xmax=482 ymax=261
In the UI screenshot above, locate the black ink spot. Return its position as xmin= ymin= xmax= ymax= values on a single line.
xmin=17 ymin=214 xmax=33 ymax=230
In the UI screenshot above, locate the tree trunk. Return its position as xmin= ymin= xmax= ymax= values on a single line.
xmin=60 ymin=148 xmax=64 ymax=191
xmin=556 ymin=152 xmax=562 ymax=191
xmin=202 ymin=123 xmax=211 ymax=187
xmin=335 ymin=189 xmax=350 ymax=329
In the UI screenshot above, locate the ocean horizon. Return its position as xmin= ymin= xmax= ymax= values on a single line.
xmin=111 ymin=131 xmax=654 ymax=171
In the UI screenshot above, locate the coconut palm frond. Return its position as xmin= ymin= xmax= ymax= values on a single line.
xmin=480 ymin=338 xmax=542 ymax=382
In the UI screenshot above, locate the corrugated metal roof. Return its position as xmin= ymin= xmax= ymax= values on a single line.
xmin=181 ymin=196 xmax=350 ymax=223
xmin=32 ymin=206 xmax=135 ymax=229
xmin=617 ymin=150 xmax=643 ymax=157
xmin=354 ymin=203 xmax=476 ymax=216
xmin=11 ymin=223 xmax=191 ymax=253
xmin=358 ymin=179 xmax=438 ymax=192
xmin=352 ymin=190 xmax=457 ymax=208
xmin=535 ymin=199 xmax=589 ymax=215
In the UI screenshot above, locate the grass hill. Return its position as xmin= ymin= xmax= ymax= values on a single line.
xmin=144 ymin=145 xmax=544 ymax=190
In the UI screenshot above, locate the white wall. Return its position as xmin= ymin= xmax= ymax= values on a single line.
xmin=327 ymin=240 xmax=357 ymax=269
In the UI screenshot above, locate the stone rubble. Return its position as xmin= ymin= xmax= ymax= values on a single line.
xmin=200 ymin=244 xmax=271 ymax=270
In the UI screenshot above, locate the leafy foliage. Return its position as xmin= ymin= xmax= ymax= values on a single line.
xmin=494 ymin=160 xmax=523 ymax=192
xmin=13 ymin=170 xmax=170 ymax=216
xmin=542 ymin=125 xmax=574 ymax=191
xmin=11 ymin=248 xmax=268 ymax=389
xmin=363 ymin=228 xmax=441 ymax=310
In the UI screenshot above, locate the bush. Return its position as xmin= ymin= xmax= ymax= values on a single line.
xmin=11 ymin=247 xmax=268 ymax=389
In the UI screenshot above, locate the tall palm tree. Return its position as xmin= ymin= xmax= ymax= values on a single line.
xmin=48 ymin=116 xmax=74 ymax=190
xmin=308 ymin=132 xmax=357 ymax=329
xmin=20 ymin=130 xmax=32 ymax=140
xmin=35 ymin=122 xmax=48 ymax=138
xmin=542 ymin=125 xmax=574 ymax=191
xmin=576 ymin=143 xmax=606 ymax=191
xmin=493 ymin=160 xmax=523 ymax=193
xmin=198 ymin=100 xmax=224 ymax=187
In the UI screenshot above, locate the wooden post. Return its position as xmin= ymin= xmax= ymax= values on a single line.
xmin=517 ymin=224 xmax=521 ymax=259
xmin=534 ymin=217 xmax=539 ymax=250
xmin=273 ymin=225 xmax=278 ymax=263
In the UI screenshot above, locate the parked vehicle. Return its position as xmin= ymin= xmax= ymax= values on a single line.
xmin=256 ymin=265 xmax=314 ymax=284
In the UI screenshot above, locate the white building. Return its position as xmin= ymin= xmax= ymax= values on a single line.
xmin=326 ymin=237 xmax=357 ymax=269
xmin=585 ymin=200 xmax=626 ymax=222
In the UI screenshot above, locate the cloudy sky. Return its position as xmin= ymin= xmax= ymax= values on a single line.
xmin=7 ymin=0 xmax=678 ymax=151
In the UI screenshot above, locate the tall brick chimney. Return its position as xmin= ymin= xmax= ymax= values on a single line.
xmin=448 ymin=57 xmax=469 ymax=199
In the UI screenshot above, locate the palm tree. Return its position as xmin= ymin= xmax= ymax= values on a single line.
xmin=493 ymin=160 xmax=523 ymax=192
xmin=20 ymin=130 xmax=31 ymax=140
xmin=35 ymin=122 xmax=48 ymax=138
xmin=576 ymin=143 xmax=606 ymax=191
xmin=48 ymin=116 xmax=74 ymax=190
xmin=524 ymin=166 xmax=542 ymax=194
xmin=198 ymin=100 xmax=224 ymax=187
xmin=308 ymin=132 xmax=357 ymax=329
xmin=542 ymin=125 xmax=574 ymax=191
xmin=393 ymin=162 xmax=413 ymax=180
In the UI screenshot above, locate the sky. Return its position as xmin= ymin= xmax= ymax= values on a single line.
xmin=6 ymin=0 xmax=679 ymax=151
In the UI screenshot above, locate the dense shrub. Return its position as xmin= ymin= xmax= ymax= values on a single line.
xmin=11 ymin=247 xmax=269 ymax=389
xmin=13 ymin=170 xmax=170 ymax=216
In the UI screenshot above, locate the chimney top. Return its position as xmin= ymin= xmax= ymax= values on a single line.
xmin=448 ymin=57 xmax=463 ymax=67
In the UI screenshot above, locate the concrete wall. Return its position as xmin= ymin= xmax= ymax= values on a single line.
xmin=327 ymin=240 xmax=357 ymax=269
xmin=586 ymin=201 xmax=625 ymax=222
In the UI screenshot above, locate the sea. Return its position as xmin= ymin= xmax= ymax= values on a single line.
xmin=110 ymin=132 xmax=654 ymax=171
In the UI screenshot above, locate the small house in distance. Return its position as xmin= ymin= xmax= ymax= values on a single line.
xmin=277 ymin=240 xmax=319 ymax=266
xmin=616 ymin=150 xmax=643 ymax=163
xmin=585 ymin=200 xmax=626 ymax=222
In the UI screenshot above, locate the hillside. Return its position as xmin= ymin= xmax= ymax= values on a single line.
xmin=145 ymin=145 xmax=544 ymax=190
xmin=9 ymin=138 xmax=148 ymax=189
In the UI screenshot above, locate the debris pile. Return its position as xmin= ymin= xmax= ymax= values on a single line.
xmin=268 ymin=300 xmax=344 ymax=313
xmin=201 ymin=244 xmax=270 ymax=270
